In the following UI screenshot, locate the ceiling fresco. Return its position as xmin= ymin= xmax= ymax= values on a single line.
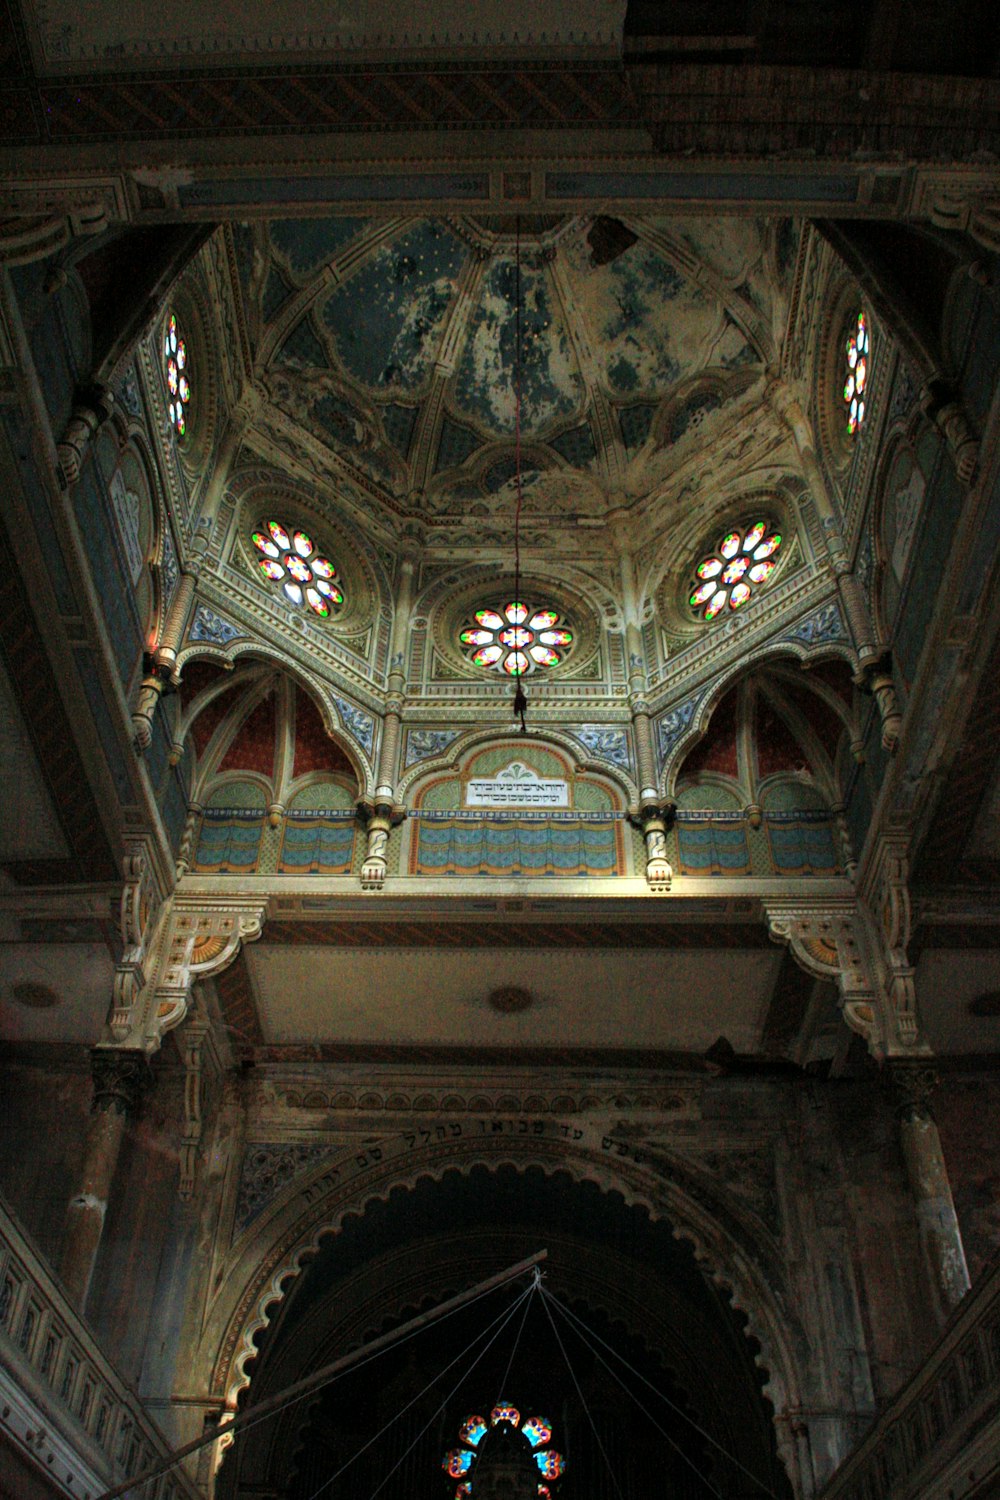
xmin=233 ymin=213 xmax=796 ymax=537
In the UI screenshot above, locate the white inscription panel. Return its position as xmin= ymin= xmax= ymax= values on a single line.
xmin=464 ymin=761 xmax=569 ymax=808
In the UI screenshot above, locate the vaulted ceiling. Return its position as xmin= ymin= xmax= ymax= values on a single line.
xmin=233 ymin=214 xmax=794 ymax=545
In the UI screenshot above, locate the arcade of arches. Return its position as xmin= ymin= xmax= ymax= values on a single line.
xmin=1 ymin=5 xmax=1000 ymax=1499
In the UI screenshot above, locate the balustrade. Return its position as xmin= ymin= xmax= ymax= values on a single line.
xmin=0 ymin=1189 xmax=200 ymax=1500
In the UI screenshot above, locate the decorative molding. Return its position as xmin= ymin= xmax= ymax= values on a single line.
xmin=108 ymin=893 xmax=266 ymax=1052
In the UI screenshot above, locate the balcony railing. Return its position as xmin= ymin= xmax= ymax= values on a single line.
xmin=820 ymin=1248 xmax=1000 ymax=1500
xmin=0 ymin=1188 xmax=201 ymax=1500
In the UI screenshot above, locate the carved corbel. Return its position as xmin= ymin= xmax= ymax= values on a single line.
xmin=357 ymin=799 xmax=406 ymax=891
xmin=56 ymin=386 xmax=115 ymax=489
xmin=132 ymin=655 xmax=176 ymax=752
xmin=764 ymin=899 xmax=882 ymax=1054
xmin=855 ymin=653 xmax=902 ymax=752
xmin=629 ymin=801 xmax=676 ymax=891
xmin=107 ymin=895 xmax=265 ymax=1052
xmin=919 ymin=379 xmax=979 ymax=487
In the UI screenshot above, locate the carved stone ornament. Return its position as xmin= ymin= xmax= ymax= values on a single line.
xmin=90 ymin=1047 xmax=153 ymax=1118
xmin=357 ymin=800 xmax=405 ymax=891
xmin=108 ymin=893 xmax=266 ymax=1051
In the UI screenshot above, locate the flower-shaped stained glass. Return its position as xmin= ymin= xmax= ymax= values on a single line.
xmin=461 ymin=603 xmax=573 ymax=676
xmin=844 ymin=311 xmax=870 ymax=435
xmin=442 ymin=1402 xmax=565 ymax=1500
xmin=163 ymin=314 xmax=191 ymax=438
xmin=250 ymin=520 xmax=344 ymax=619
xmin=689 ymin=521 xmax=782 ymax=622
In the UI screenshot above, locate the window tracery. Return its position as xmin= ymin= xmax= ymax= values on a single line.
xmin=163 ymin=313 xmax=191 ymax=438
xmin=688 ymin=521 xmax=782 ymax=622
xmin=442 ymin=1401 xmax=565 ymax=1498
xmin=250 ymin=520 xmax=344 ymax=618
xmin=844 ymin=310 xmax=869 ymax=435
xmin=460 ymin=601 xmax=573 ymax=676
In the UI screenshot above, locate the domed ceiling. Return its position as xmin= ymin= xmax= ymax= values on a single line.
xmin=231 ymin=214 xmax=799 ymax=545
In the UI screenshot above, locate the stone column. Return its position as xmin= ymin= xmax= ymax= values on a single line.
xmin=59 ymin=1048 xmax=152 ymax=1312
xmin=888 ymin=1059 xmax=971 ymax=1320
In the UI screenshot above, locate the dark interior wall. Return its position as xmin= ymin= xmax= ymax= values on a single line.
xmin=86 ymin=1069 xmax=186 ymax=1387
xmin=0 ymin=1047 xmax=91 ymax=1264
xmin=935 ymin=1072 xmax=1000 ymax=1281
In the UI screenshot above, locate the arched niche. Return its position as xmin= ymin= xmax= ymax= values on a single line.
xmin=404 ymin=737 xmax=631 ymax=878
xmin=193 ymin=1137 xmax=810 ymax=1498
xmin=667 ymin=665 xmax=855 ymax=878
xmin=214 ymin=1166 xmax=795 ymax=1500
xmin=179 ymin=662 xmax=362 ymax=877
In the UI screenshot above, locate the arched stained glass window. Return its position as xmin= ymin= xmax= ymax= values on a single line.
xmin=163 ymin=313 xmax=191 ymax=437
xmin=689 ymin=520 xmax=782 ymax=622
xmin=251 ymin=520 xmax=344 ymax=619
xmin=844 ymin=311 xmax=870 ymax=435
xmin=461 ymin=602 xmax=573 ymax=676
xmin=442 ymin=1402 xmax=565 ymax=1500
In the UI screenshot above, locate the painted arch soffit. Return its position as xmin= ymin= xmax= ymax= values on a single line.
xmin=229 ymin=214 xmax=791 ymax=540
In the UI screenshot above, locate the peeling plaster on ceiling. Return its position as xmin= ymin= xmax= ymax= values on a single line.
xmin=241 ymin=212 xmax=795 ymax=539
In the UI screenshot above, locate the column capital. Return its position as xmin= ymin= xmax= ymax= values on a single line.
xmin=90 ymin=1046 xmax=153 ymax=1119
xmin=886 ymin=1058 xmax=940 ymax=1122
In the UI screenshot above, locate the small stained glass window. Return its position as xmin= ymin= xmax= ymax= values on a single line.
xmin=163 ymin=313 xmax=191 ymax=438
xmin=444 ymin=1406 xmax=564 ymax=1500
xmin=251 ymin=521 xmax=344 ymax=618
xmin=461 ymin=603 xmax=573 ymax=676
xmin=689 ymin=521 xmax=782 ymax=622
xmin=844 ymin=311 xmax=870 ymax=436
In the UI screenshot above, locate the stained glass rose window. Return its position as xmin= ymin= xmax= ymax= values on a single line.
xmin=250 ymin=520 xmax=344 ymax=618
xmin=844 ymin=311 xmax=870 ymax=435
xmin=163 ymin=313 xmax=191 ymax=438
xmin=689 ymin=521 xmax=782 ymax=622
xmin=461 ymin=601 xmax=573 ymax=676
